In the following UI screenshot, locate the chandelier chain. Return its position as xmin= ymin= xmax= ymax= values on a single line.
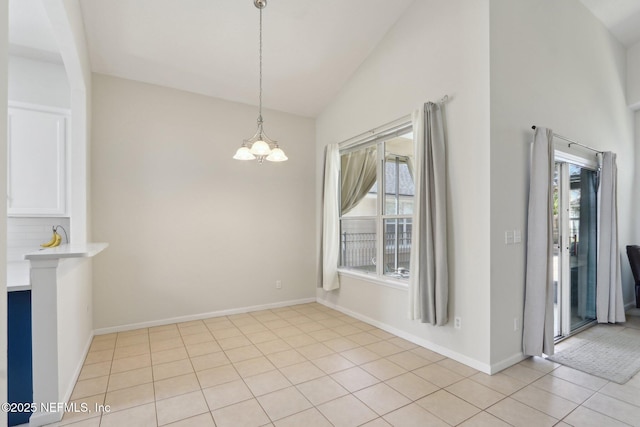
xmin=233 ymin=0 xmax=287 ymax=163
xmin=259 ymin=6 xmax=263 ymax=121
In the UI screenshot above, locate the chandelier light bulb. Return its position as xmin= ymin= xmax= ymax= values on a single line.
xmin=250 ymin=140 xmax=272 ymax=156
xmin=266 ymin=147 xmax=288 ymax=162
xmin=233 ymin=146 xmax=256 ymax=160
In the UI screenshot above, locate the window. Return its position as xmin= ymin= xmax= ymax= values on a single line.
xmin=339 ymin=127 xmax=414 ymax=280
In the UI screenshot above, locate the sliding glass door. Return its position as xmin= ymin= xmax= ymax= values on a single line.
xmin=553 ymin=159 xmax=597 ymax=339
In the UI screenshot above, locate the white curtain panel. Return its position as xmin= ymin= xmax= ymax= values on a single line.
xmin=523 ymin=127 xmax=555 ymax=357
xmin=596 ymin=152 xmax=626 ymax=323
xmin=408 ymin=103 xmax=448 ymax=325
xmin=322 ymin=143 xmax=341 ymax=291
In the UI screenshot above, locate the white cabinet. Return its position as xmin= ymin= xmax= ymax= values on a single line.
xmin=8 ymin=104 xmax=68 ymax=216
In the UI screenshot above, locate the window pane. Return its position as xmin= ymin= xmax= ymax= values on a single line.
xmin=337 ymin=124 xmax=414 ymax=282
xmin=383 ymin=218 xmax=411 ymax=278
xmin=340 ymin=218 xmax=376 ymax=274
xmin=341 ymin=146 xmax=378 ymax=217
xmin=384 ymin=134 xmax=414 ymax=215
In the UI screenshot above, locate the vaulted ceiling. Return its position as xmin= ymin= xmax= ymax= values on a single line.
xmin=9 ymin=0 xmax=640 ymax=118
xmin=579 ymin=0 xmax=640 ymax=47
xmin=10 ymin=0 xmax=415 ymax=117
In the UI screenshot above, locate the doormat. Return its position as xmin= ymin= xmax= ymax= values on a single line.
xmin=548 ymin=328 xmax=640 ymax=384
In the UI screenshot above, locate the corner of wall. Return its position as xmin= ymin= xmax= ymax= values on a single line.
xmin=0 ymin=0 xmax=9 ymax=419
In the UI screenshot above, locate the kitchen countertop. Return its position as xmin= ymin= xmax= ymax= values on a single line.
xmin=7 ymin=243 xmax=109 ymax=292
xmin=24 ymin=242 xmax=108 ymax=261
xmin=7 ymin=261 xmax=31 ymax=292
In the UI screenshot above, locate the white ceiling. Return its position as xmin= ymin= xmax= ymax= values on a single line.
xmin=8 ymin=0 xmax=640 ymax=117
xmin=78 ymin=0 xmax=414 ymax=117
xmin=580 ymin=0 xmax=640 ymax=47
xmin=8 ymin=0 xmax=61 ymax=62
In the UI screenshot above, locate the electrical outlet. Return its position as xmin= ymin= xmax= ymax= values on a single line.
xmin=514 ymin=317 xmax=519 ymax=331
xmin=514 ymin=229 xmax=522 ymax=244
xmin=454 ymin=317 xmax=462 ymax=329
xmin=276 ymin=280 xmax=282 ymax=289
xmin=505 ymin=231 xmax=514 ymax=245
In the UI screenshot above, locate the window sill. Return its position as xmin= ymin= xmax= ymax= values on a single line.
xmin=338 ymin=269 xmax=409 ymax=291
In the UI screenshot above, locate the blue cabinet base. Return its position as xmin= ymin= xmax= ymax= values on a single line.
xmin=8 ymin=290 xmax=33 ymax=426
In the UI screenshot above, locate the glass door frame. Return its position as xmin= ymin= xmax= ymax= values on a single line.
xmin=556 ymin=160 xmax=570 ymax=339
xmin=554 ymin=150 xmax=599 ymax=341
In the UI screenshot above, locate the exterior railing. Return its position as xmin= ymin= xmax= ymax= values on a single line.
xmin=340 ymin=231 xmax=411 ymax=276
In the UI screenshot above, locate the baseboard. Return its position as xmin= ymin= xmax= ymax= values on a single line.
xmin=93 ymin=294 xmax=526 ymax=375
xmin=93 ymin=297 xmax=317 ymax=335
xmin=316 ymin=298 xmax=495 ymax=374
xmin=61 ymin=331 xmax=95 ymax=404
xmin=625 ymin=301 xmax=637 ymax=312
xmin=490 ymin=352 xmax=527 ymax=374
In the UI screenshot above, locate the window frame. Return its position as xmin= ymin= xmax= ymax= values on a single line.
xmin=381 ymin=152 xmax=413 ymax=278
xmin=337 ymin=121 xmax=413 ymax=284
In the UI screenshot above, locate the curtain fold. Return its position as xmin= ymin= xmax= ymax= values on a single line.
xmin=341 ymin=146 xmax=377 ymax=215
xmin=322 ymin=144 xmax=341 ymax=291
xmin=408 ymin=102 xmax=448 ymax=325
xmin=596 ymin=152 xmax=626 ymax=323
xmin=523 ymin=127 xmax=555 ymax=357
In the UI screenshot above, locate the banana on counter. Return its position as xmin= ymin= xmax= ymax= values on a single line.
xmin=41 ymin=226 xmax=63 ymax=248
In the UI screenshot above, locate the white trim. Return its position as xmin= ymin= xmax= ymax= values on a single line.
xmin=554 ymin=149 xmax=598 ymax=170
xmin=338 ymin=269 xmax=408 ymax=291
xmin=338 ymin=122 xmax=414 ymax=284
xmin=8 ymin=101 xmax=71 ymax=116
xmin=559 ymin=162 xmax=571 ymax=338
xmin=316 ymin=298 xmax=495 ymax=374
xmin=60 ymin=331 xmax=94 ymax=406
xmin=625 ymin=301 xmax=637 ymax=312
xmin=93 ymin=298 xmax=317 ymax=335
xmin=339 ymin=117 xmax=412 ymax=151
xmin=491 ymin=352 xmax=527 ymax=374
xmin=30 ymin=260 xmax=61 ymax=425
xmin=317 ymin=298 xmax=526 ymax=374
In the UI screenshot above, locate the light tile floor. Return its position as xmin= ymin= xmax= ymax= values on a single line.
xmin=47 ymin=303 xmax=640 ymax=426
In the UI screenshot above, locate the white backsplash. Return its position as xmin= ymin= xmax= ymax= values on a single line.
xmin=8 ymin=217 xmax=71 ymax=263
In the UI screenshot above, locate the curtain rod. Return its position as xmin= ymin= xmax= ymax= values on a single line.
xmin=531 ymin=125 xmax=602 ymax=154
xmin=340 ymin=95 xmax=449 ymax=149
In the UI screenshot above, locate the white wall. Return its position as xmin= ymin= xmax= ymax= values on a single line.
xmin=8 ymin=56 xmax=69 ymax=107
xmin=489 ymin=0 xmax=635 ymax=363
xmin=40 ymin=0 xmax=95 ymax=410
xmin=628 ymin=40 xmax=640 ymax=109
xmin=44 ymin=0 xmax=92 ymax=244
xmin=57 ymin=258 xmax=93 ymax=401
xmin=316 ymin=0 xmax=492 ymax=370
xmin=0 ymin=1 xmax=8 ymax=425
xmin=316 ymin=0 xmax=636 ymax=373
xmin=91 ymin=74 xmax=316 ymax=330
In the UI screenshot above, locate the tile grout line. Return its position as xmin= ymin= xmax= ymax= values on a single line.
xmin=70 ymin=304 xmax=640 ymax=427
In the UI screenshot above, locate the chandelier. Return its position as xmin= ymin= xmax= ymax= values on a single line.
xmin=233 ymin=0 xmax=288 ymax=164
